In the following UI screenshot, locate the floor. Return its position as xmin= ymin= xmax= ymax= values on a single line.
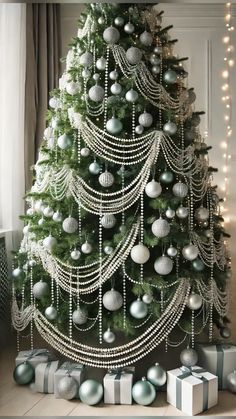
xmin=0 ymin=346 xmax=236 ymax=417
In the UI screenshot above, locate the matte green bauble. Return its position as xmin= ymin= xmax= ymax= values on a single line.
xmin=79 ymin=379 xmax=103 ymax=405
xmin=159 ymin=170 xmax=174 ymax=184
xmin=132 ymin=377 xmax=156 ymax=406
xmin=192 ymin=258 xmax=205 ymax=272
xmin=226 ymin=371 xmax=236 ymax=393
xmin=163 ymin=69 xmax=177 ymax=84
xmin=180 ymin=348 xmax=198 ymax=367
xmin=13 ymin=362 xmax=34 ymax=385
xmin=147 ymin=363 xmax=167 ymax=387
xmin=106 ymin=117 xmax=123 ymax=134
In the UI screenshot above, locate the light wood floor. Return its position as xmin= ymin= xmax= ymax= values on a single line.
xmin=1 ymin=345 xmax=236 ymax=417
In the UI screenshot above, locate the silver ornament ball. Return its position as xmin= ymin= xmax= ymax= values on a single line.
xmin=96 ymin=57 xmax=107 ymax=71
xmin=43 ymin=206 xmax=54 ymax=218
xmin=226 ymin=371 xmax=236 ymax=393
xmin=154 ymin=255 xmax=173 ymax=275
xmin=81 ymin=242 xmax=92 ymax=254
xmin=192 ymin=258 xmax=205 ymax=272
xmin=57 ymin=134 xmax=73 ymax=150
xmin=88 ymin=85 xmax=105 ymax=102
xmin=12 ymin=267 xmax=25 ymax=280
xmin=71 ymin=249 xmax=81 ymax=260
xmin=220 ymin=326 xmax=231 ymax=339
xmin=99 ymin=171 xmax=114 ymax=187
xmin=79 ymin=52 xmax=93 ymax=67
xmin=150 ymin=54 xmax=161 ymax=66
xmin=130 ymin=298 xmax=148 ymax=319
xmin=142 ymin=294 xmax=153 ymax=304
xmin=79 ymin=379 xmax=103 ymax=405
xmin=106 ymin=117 xmax=123 ymax=135
xmin=43 ymin=235 xmax=57 ymax=252
xmin=167 ymin=245 xmax=178 ymax=257
xmin=103 ymin=26 xmax=120 ymax=44
xmin=163 ymin=121 xmax=177 ymax=136
xmin=72 ymin=307 xmax=87 ymax=325
xmin=180 ymin=348 xmax=198 ymax=367
xmin=89 ymin=161 xmax=100 ymax=175
xmin=104 ymin=245 xmax=113 ymax=255
xmin=103 ymin=288 xmax=123 ymax=311
xmin=53 ymin=211 xmax=63 ymax=222
xmin=147 ymin=363 xmax=167 ymax=387
xmin=101 ymin=214 xmax=116 ymax=229
xmin=164 ymin=69 xmax=177 ymax=84
xmin=152 ymin=65 xmax=161 ymax=75
xmin=176 ymin=205 xmax=189 ymax=219
xmin=172 ymin=181 xmax=188 ymax=198
xmin=140 ymin=31 xmax=153 ymax=46
xmin=82 ymin=68 xmax=91 ymax=79
xmin=187 ymin=293 xmax=203 ymax=310
xmin=130 ymin=243 xmax=150 ymax=264
xmin=135 ymin=125 xmax=144 ymax=135
xmin=138 ymin=112 xmax=153 ymax=128
xmin=110 ymin=82 xmax=122 ymax=95
xmin=114 ymin=16 xmax=124 ymax=26
xmin=62 ymin=217 xmax=78 ymax=234
xmin=57 ymin=376 xmax=78 ymax=400
xmin=109 ymin=70 xmax=118 ymax=80
xmin=81 ymin=147 xmax=90 ymax=157
xmin=126 ymin=47 xmax=142 ymax=65
xmin=145 ymin=180 xmax=162 ymax=198
xmin=166 ymin=207 xmax=175 ymax=219
xmin=124 ymin=22 xmax=135 ymax=34
xmin=182 ymin=244 xmax=199 ymax=261
xmin=93 ymin=73 xmax=100 ymax=82
xmin=125 ymin=88 xmax=139 ymax=103
xmin=45 ymin=306 xmax=57 ymax=320
xmin=152 ymin=217 xmax=170 ymax=238
xmin=132 ymin=377 xmax=156 ymax=406
xmin=103 ymin=327 xmax=116 ymax=343
xmin=32 ymin=280 xmax=49 ymax=299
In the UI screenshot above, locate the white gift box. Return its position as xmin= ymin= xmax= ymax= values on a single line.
xmin=167 ymin=366 xmax=218 ymax=416
xmin=15 ymin=349 xmax=51 ymax=369
xmin=35 ymin=361 xmax=60 ymax=393
xmin=104 ymin=367 xmax=135 ymax=405
xmin=196 ymin=343 xmax=236 ymax=389
xmin=54 ymin=361 xmax=85 ymax=399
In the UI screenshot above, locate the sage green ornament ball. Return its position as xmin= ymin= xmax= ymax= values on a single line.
xmin=220 ymin=326 xmax=231 ymax=339
xmin=79 ymin=379 xmax=103 ymax=405
xmin=106 ymin=117 xmax=123 ymax=134
xmin=147 ymin=363 xmax=167 ymax=387
xmin=132 ymin=377 xmax=156 ymax=405
xmin=13 ymin=362 xmax=34 ymax=385
xmin=159 ymin=170 xmax=174 ymax=184
xmin=192 ymin=258 xmax=205 ymax=272
xmin=163 ymin=69 xmax=177 ymax=84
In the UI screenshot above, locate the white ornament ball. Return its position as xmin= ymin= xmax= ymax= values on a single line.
xmin=44 ymin=126 xmax=53 ymax=139
xmin=103 ymin=327 xmax=116 ymax=343
xmin=109 ymin=70 xmax=118 ymax=80
xmin=62 ymin=217 xmax=78 ymax=234
xmin=26 ymin=208 xmax=34 ymax=216
xmin=154 ymin=256 xmax=173 ymax=275
xmin=110 ymin=82 xmax=122 ymax=95
xmin=167 ymin=245 xmax=178 ymax=257
xmin=182 ymin=244 xmax=199 ymax=261
xmin=93 ymin=73 xmax=100 ymax=82
xmin=124 ymin=22 xmax=135 ymax=34
xmin=45 ymin=306 xmax=57 ymax=320
xmin=98 ymin=16 xmax=105 ymax=25
xmin=72 ymin=307 xmax=87 ymax=325
xmin=130 ymin=298 xmax=148 ymax=319
xmin=66 ymin=81 xmax=81 ymax=95
xmin=187 ymin=293 xmax=203 ymax=310
xmin=138 ymin=112 xmax=153 ymax=128
xmin=51 ymin=117 xmax=60 ymax=129
xmin=79 ymin=52 xmax=93 ymax=67
xmin=142 ymin=294 xmax=153 ymax=304
xmin=166 ymin=208 xmax=175 ymax=219
xmin=103 ymin=289 xmax=123 ymax=311
xmin=82 ymin=68 xmax=91 ymax=79
xmin=145 ymin=180 xmax=162 ymax=198
xmin=176 ymin=206 xmax=188 ymax=219
xmin=130 ymin=244 xmax=150 ymax=264
xmin=81 ymin=241 xmax=92 ymax=254
xmin=33 ymin=280 xmax=49 ymax=299
xmin=89 ymin=161 xmax=100 ymax=175
xmin=23 ymin=224 xmax=30 ymax=235
xmin=38 ymin=217 xmax=44 ymax=226
xmin=49 ymin=97 xmax=59 ymax=109
xmin=151 ymin=218 xmax=170 ymax=238
xmin=88 ymin=85 xmax=105 ymax=102
xmin=96 ymin=57 xmax=107 ymax=71
xmin=152 ymin=65 xmax=161 ymax=75
xmin=28 ymin=259 xmax=36 ymax=267
xmin=195 ymin=206 xmax=209 ymax=222
xmin=114 ymin=16 xmax=124 ymax=26
xmin=34 ymin=200 xmax=43 ymax=213
xmin=104 ymin=245 xmax=113 ymax=255
xmin=81 ymin=147 xmax=90 ymax=157
xmin=57 ymin=134 xmax=73 ymax=150
xmin=43 ymin=206 xmax=54 ymax=218
xmin=135 ymin=125 xmax=144 ymax=135
xmin=125 ymin=88 xmax=139 ymax=103
xmin=71 ymin=249 xmax=81 ymax=260
xmin=180 ymin=348 xmax=198 ymax=367
xmin=103 ymin=26 xmax=120 ymax=44
xmin=43 ymin=236 xmax=57 ymax=252
xmin=99 ymin=171 xmax=114 ymax=187
xmin=140 ymin=31 xmax=153 ymax=46
xmin=53 ymin=211 xmax=63 ymax=222
xmin=150 ymin=54 xmax=160 ymax=65
xmin=126 ymin=47 xmax=142 ymax=65
xmin=101 ymin=214 xmax=116 ymax=229
xmin=57 ymin=376 xmax=78 ymax=400
xmin=106 ymin=117 xmax=123 ymax=134
xmin=163 ymin=121 xmax=177 ymax=136
xmin=172 ymin=181 xmax=188 ymax=198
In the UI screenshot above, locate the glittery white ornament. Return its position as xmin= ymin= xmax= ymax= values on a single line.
xmin=38 ymin=217 xmax=44 ymax=226
xmin=81 ymin=241 xmax=92 ymax=254
xmin=93 ymin=73 xmax=100 ymax=82
xmin=180 ymin=348 xmax=198 ymax=367
xmin=82 ymin=68 xmax=91 ymax=79
xmin=110 ymin=82 xmax=122 ymax=95
xmin=80 ymin=147 xmax=90 ymax=157
xmin=57 ymin=134 xmax=73 ymax=150
xmin=89 ymin=161 xmax=100 ymax=175
xmin=43 ymin=206 xmax=54 ymax=218
xmin=34 ymin=200 xmax=43 ymax=213
xmin=182 ymin=244 xmax=199 ymax=261
xmin=166 ymin=208 xmax=175 ymax=219
xmin=66 ymin=81 xmax=81 ymax=95
xmin=49 ymin=97 xmax=59 ymax=109
xmin=152 ymin=217 xmax=170 ymax=238
xmin=125 ymin=88 xmax=139 ymax=103
xmin=145 ymin=180 xmax=162 ymax=198
xmin=53 ymin=211 xmax=63 ymax=222
xmin=71 ymin=249 xmax=81 ymax=260
xmin=96 ymin=57 xmax=107 ymax=71
xmin=138 ymin=112 xmax=153 ymax=128
xmin=154 ymin=256 xmax=173 ymax=275
xmin=62 ymin=217 xmax=78 ymax=234
xmin=99 ymin=171 xmax=114 ymax=187
xmin=57 ymin=376 xmax=78 ymax=400
xmin=130 ymin=298 xmax=148 ymax=319
xmin=142 ymin=294 xmax=153 ymax=304
xmin=187 ymin=293 xmax=203 ymax=310
xmin=72 ymin=307 xmax=87 ymax=325
xmin=124 ymin=22 xmax=135 ymax=34
xmin=140 ymin=31 xmax=153 ymax=46
xmin=33 ymin=280 xmax=49 ymax=299
xmin=103 ymin=289 xmax=123 ymax=311
xmin=51 ymin=117 xmax=60 ymax=129
xmin=172 ymin=181 xmax=188 ymax=198
xmin=106 ymin=117 xmax=123 ymax=134
xmin=103 ymin=327 xmax=116 ymax=343
xmin=103 ymin=26 xmax=120 ymax=44
xmin=88 ymin=85 xmax=105 ymax=102
xmin=126 ymin=47 xmax=142 ymax=65
xmin=130 ymin=244 xmax=150 ymax=264
xmin=167 ymin=245 xmax=178 ymax=257
xmin=23 ymin=224 xmax=30 ymax=235
xmin=43 ymin=235 xmax=57 ymax=252
xmin=79 ymin=52 xmax=93 ymax=67
xmin=101 ymin=214 xmax=116 ymax=229
xmin=44 ymin=126 xmax=53 ymax=139
xmin=163 ymin=121 xmax=177 ymax=136
xmin=98 ymin=16 xmax=105 ymax=25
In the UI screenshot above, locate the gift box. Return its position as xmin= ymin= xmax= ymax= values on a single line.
xmin=54 ymin=361 xmax=85 ymax=399
xmin=196 ymin=343 xmax=236 ymax=390
xmin=15 ymin=349 xmax=51 ymax=369
xmin=103 ymin=367 xmax=135 ymax=405
xmin=35 ymin=361 xmax=60 ymax=393
xmin=167 ymin=366 xmax=218 ymax=416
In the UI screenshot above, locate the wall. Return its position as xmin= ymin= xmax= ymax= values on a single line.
xmin=60 ymin=3 xmax=236 ymax=368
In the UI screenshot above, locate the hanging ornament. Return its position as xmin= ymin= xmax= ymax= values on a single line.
xmin=159 ymin=170 xmax=174 ymax=185
xmin=125 ymin=88 xmax=139 ymax=103
xmin=81 ymin=241 xmax=93 ymax=254
xmin=43 ymin=206 xmax=54 ymax=218
xmin=145 ymin=180 xmax=162 ymax=198
xmin=43 ymin=235 xmax=57 ymax=252
xmin=13 ymin=362 xmax=34 ymax=385
xmin=106 ymin=117 xmax=123 ymax=134
xmin=126 ymin=47 xmax=142 ymax=65
xmin=81 ymin=147 xmax=90 ymax=157
xmin=188 ymin=89 xmax=196 ymax=104
xmin=66 ymin=81 xmax=81 ymax=95
xmin=99 ymin=171 xmax=114 ymax=187
xmin=150 ymin=54 xmax=161 ymax=66
xmin=72 ymin=307 xmax=88 ymax=325
xmin=130 ymin=297 xmax=148 ymax=319
xmin=34 ymin=199 xmax=44 ymax=213
xmin=57 ymin=376 xmax=78 ymax=400
xmin=226 ymin=371 xmax=236 ymax=393
xmin=180 ymin=348 xmax=198 ymax=367
xmin=165 ymin=207 xmax=175 ymax=219
xmin=79 ymin=379 xmax=103 ymax=405
xmin=110 ymin=82 xmax=122 ymax=95
xmin=130 ymin=243 xmax=150 ymax=264
xmin=96 ymin=57 xmax=107 ymax=71
xmin=109 ymin=70 xmax=118 ymax=80
xmin=147 ymin=363 xmax=167 ymax=387
xmin=103 ymin=26 xmax=120 ymax=44
xmin=167 ymin=245 xmax=178 ymax=257
xmin=172 ymin=181 xmax=188 ymax=198
xmin=44 ymin=126 xmax=53 ymax=139
xmin=151 ymin=217 xmax=170 ymax=238
xmin=140 ymin=30 xmax=153 ymax=46
xmin=88 ymin=85 xmax=105 ymax=102
xmin=182 ymin=244 xmax=199 ymax=261
xmin=138 ymin=112 xmax=153 ymax=128
xmin=98 ymin=16 xmax=105 ymax=25
xmin=71 ymin=249 xmax=81 ymax=260
xmin=194 ymin=206 xmax=209 ymax=222
xmin=38 ymin=217 xmax=45 ymax=226
xmin=79 ymin=52 xmax=93 ymax=67
xmin=32 ymin=280 xmax=49 ymax=299
xmin=135 ymin=125 xmax=144 ymax=135
xmin=57 ymin=134 xmax=73 ymax=150
xmin=103 ymin=288 xmax=123 ymax=311
xmin=45 ymin=306 xmax=57 ymax=321
xmin=192 ymin=114 xmax=201 ymax=127
xmin=89 ymin=161 xmax=100 ymax=175
xmin=62 ymin=217 xmax=78 ymax=234
xmin=93 ymin=73 xmax=100 ymax=82
xmin=154 ymin=255 xmax=173 ymax=275
xmin=142 ymin=294 xmax=153 ymax=304
xmin=192 ymin=258 xmax=205 ymax=272
xmin=151 ymin=65 xmax=160 ymax=75
xmin=82 ymin=68 xmax=91 ymax=79
xmin=204 ymin=229 xmax=212 ymax=239
xmin=114 ymin=16 xmax=124 ymax=26
xmin=28 ymin=259 xmax=36 ymax=268
xmin=103 ymin=327 xmax=116 ymax=343
xmin=220 ymin=326 xmax=231 ymax=339
xmin=163 ymin=69 xmax=177 ymax=84
xmin=51 ymin=117 xmax=60 ymax=129
xmin=187 ymin=293 xmax=203 ymax=310
xmin=49 ymin=97 xmax=59 ymax=109
xmin=132 ymin=377 xmax=156 ymax=406
xmin=53 ymin=211 xmax=63 ymax=222
xmin=124 ymin=22 xmax=135 ymax=34
xmin=26 ymin=208 xmax=34 ymax=216
xmin=154 ymin=46 xmax=162 ymax=55
xmin=101 ymin=214 xmax=116 ymax=229
xmin=163 ymin=121 xmax=178 ymax=136
xmin=12 ymin=267 xmax=25 ymax=280
xmin=176 ymin=205 xmax=189 ymax=219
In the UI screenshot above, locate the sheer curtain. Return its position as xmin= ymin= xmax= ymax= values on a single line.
xmin=0 ymin=4 xmax=26 ymax=250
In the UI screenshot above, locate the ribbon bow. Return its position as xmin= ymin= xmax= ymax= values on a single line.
xmin=61 ymin=361 xmax=84 ymax=375
xmin=108 ymin=367 xmax=134 ymax=380
xmin=179 ymin=365 xmax=205 ymax=379
xmin=25 ymin=349 xmax=49 ymax=361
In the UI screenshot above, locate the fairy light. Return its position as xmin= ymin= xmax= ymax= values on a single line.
xmin=220 ymin=2 xmax=234 ymax=223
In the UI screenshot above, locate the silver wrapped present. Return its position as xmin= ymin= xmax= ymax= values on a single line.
xmin=167 ymin=366 xmax=218 ymax=416
xmin=104 ymin=367 xmax=135 ymax=405
xmin=54 ymin=361 xmax=85 ymax=399
xmin=35 ymin=361 xmax=60 ymax=393
xmin=196 ymin=342 xmax=236 ymax=389
xmin=15 ymin=349 xmax=51 ymax=369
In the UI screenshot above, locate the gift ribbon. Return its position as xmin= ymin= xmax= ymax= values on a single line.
xmin=43 ymin=362 xmax=51 ymax=393
xmin=215 ymin=344 xmax=232 ymax=389
xmin=108 ymin=368 xmax=134 ymax=404
xmin=60 ymin=361 xmax=84 ymax=376
xmin=176 ymin=366 xmax=209 ymax=412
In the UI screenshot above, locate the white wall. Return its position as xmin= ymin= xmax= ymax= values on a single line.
xmin=61 ymin=3 xmax=236 ymax=340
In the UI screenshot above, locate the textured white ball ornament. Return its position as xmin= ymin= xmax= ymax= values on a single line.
xmin=93 ymin=73 xmax=100 ymax=82
xmin=26 ymin=208 xmax=34 ymax=216
xmin=101 ymin=214 xmax=116 ymax=229
xmin=51 ymin=117 xmax=60 ymax=129
xmin=66 ymin=81 xmax=81 ymax=95
xmin=106 ymin=117 xmax=123 ymax=134
xmin=172 ymin=181 xmax=188 ymax=198
xmin=34 ymin=200 xmax=43 ymax=213
xmin=142 ymin=294 xmax=153 ymax=304
xmin=124 ymin=22 xmax=135 ymax=34
xmin=154 ymin=256 xmax=173 ymax=275
xmin=38 ymin=217 xmax=45 ymax=226
xmin=81 ymin=241 xmax=93 ymax=254
xmin=103 ymin=327 xmax=116 ymax=343
xmin=45 ymin=306 xmax=57 ymax=320
xmin=194 ymin=206 xmax=209 ymax=222
xmin=163 ymin=121 xmax=177 ymax=136
xmin=152 ymin=65 xmax=160 ymax=75
xmin=98 ymin=16 xmax=105 ymax=25
xmin=138 ymin=112 xmax=153 ymax=128
xmin=125 ymin=88 xmax=139 ymax=103
xmin=32 ymin=280 xmax=49 ymax=299
xmin=109 ymin=70 xmax=118 ymax=80
xmin=80 ymin=147 xmax=90 ymax=157
xmin=140 ymin=30 xmax=153 ymax=46
xmin=103 ymin=26 xmax=120 ymax=44
xmin=53 ymin=211 xmax=63 ymax=222
xmin=62 ymin=217 xmax=78 ymax=234
xmin=187 ymin=293 xmax=203 ymax=310
xmin=89 ymin=161 xmax=100 ymax=175
xmin=57 ymin=134 xmax=73 ymax=150
xmin=82 ymin=68 xmax=91 ymax=79
xmin=176 ymin=205 xmax=188 ymax=219
xmin=104 ymin=245 xmax=113 ymax=255
xmin=103 ymin=288 xmax=123 ymax=311
xmin=71 ymin=249 xmax=81 ymax=260
xmin=180 ymin=348 xmax=198 ymax=367
xmin=49 ymin=97 xmax=59 ymax=109
xmin=43 ymin=235 xmax=57 ymax=252
xmin=72 ymin=307 xmax=87 ymax=325
xmin=130 ymin=298 xmax=148 ymax=319
xmin=135 ymin=125 xmax=144 ymax=135
xmin=126 ymin=47 xmax=142 ymax=65
xmin=57 ymin=376 xmax=78 ymax=400
xmin=110 ymin=82 xmax=122 ymax=95
xmin=182 ymin=244 xmax=199 ymax=261
xmin=166 ymin=208 xmax=175 ymax=219
xmin=79 ymin=52 xmax=93 ymax=67
xmin=43 ymin=206 xmax=54 ymax=218
xmin=151 ymin=217 xmax=170 ymax=238
xmin=96 ymin=57 xmax=107 ymax=71
xmin=145 ymin=180 xmax=162 ymax=198
xmin=88 ymin=85 xmax=105 ymax=102
xmin=130 ymin=244 xmax=150 ymax=264
xmin=99 ymin=171 xmax=114 ymax=187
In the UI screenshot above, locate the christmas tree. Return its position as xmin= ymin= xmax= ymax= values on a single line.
xmin=12 ymin=3 xmax=231 ymax=368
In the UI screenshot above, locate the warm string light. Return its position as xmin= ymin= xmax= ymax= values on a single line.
xmin=220 ymin=2 xmax=234 ymax=225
